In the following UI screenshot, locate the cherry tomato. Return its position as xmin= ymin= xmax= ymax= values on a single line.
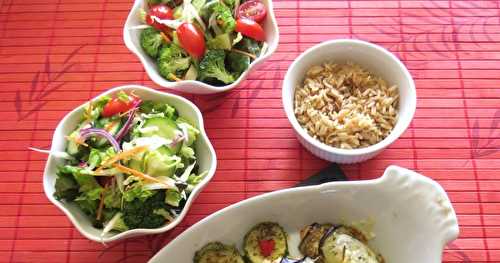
xmin=146 ymin=4 xmax=174 ymax=31
xmin=235 ymin=18 xmax=266 ymax=41
xmin=177 ymin=23 xmax=206 ymax=59
xmin=237 ymin=0 xmax=267 ymax=23
xmin=102 ymin=96 xmax=141 ymax=117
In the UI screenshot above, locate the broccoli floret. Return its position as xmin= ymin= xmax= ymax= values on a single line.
xmin=199 ymin=49 xmax=235 ymax=84
xmin=122 ymin=191 xmax=169 ymax=229
xmin=141 ymin=27 xmax=164 ymax=58
xmin=227 ymin=51 xmax=250 ymax=76
xmin=223 ymin=0 xmax=236 ymax=9
xmin=157 ymin=44 xmax=191 ymax=80
xmin=213 ymin=3 xmax=236 ymax=33
xmin=235 ymin=37 xmax=261 ymax=56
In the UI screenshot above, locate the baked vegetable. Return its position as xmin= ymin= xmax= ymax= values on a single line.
xmin=244 ymin=222 xmax=287 ymax=263
xmin=298 ymin=223 xmax=334 ymax=259
xmin=300 ymin=224 xmax=383 ymax=263
xmin=320 ymin=226 xmax=382 ymax=263
xmin=194 ymin=242 xmax=245 ymax=263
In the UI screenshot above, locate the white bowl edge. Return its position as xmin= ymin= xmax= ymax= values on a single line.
xmin=43 ymin=85 xmax=217 ymax=242
xmin=123 ymin=0 xmax=280 ymax=94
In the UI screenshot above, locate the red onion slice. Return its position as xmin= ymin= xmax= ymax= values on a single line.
xmin=80 ymin=128 xmax=121 ymax=152
xmin=115 ymin=108 xmax=137 ymax=142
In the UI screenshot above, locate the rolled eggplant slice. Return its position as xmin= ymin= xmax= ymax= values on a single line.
xmin=194 ymin=242 xmax=245 ymax=263
xmin=320 ymin=226 xmax=382 ymax=263
xmin=298 ymin=223 xmax=334 ymax=259
xmin=244 ymin=222 xmax=288 ymax=263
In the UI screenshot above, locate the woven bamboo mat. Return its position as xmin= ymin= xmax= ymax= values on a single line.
xmin=1 ymin=0 xmax=499 ymax=262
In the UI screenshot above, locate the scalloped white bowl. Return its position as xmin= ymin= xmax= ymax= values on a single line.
xmin=42 ymin=85 xmax=217 ymax=242
xmin=149 ymin=166 xmax=459 ymax=263
xmin=123 ymin=0 xmax=280 ymax=94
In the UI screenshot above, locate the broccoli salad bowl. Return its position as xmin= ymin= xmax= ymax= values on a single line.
xmin=42 ymin=85 xmax=216 ymax=242
xmin=123 ymin=0 xmax=279 ymax=94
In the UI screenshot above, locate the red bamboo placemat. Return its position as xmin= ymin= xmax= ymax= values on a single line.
xmin=1 ymin=0 xmax=499 ymax=262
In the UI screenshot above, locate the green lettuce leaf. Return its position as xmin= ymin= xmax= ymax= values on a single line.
xmin=123 ymin=181 xmax=154 ymax=202
xmin=53 ymin=172 xmax=79 ymax=201
xmin=165 ymin=189 xmax=182 ymax=207
xmin=74 ymin=188 xmax=103 ymax=216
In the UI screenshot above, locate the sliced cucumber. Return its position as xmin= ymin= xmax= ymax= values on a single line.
xmin=298 ymin=223 xmax=334 ymax=259
xmin=243 ymin=222 xmax=287 ymax=263
xmin=141 ymin=117 xmax=181 ymax=153
xmin=194 ymin=242 xmax=244 ymax=263
xmin=93 ymin=119 xmax=121 ymax=147
xmin=184 ymin=64 xmax=198 ymax=80
xmin=320 ymin=226 xmax=381 ymax=263
xmin=66 ymin=130 xmax=80 ymax=156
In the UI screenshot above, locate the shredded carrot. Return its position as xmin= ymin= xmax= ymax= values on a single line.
xmin=92 ymin=170 xmax=110 ymax=176
xmin=100 ymin=145 xmax=148 ymax=168
xmin=231 ymin=48 xmax=257 ymax=60
xmin=65 ymin=135 xmax=89 ymax=147
xmin=168 ymin=73 xmax=182 ymax=82
xmin=119 ymin=107 xmax=135 ymax=117
xmin=96 ymin=189 xmax=105 ymax=220
xmin=130 ymin=90 xmax=140 ymax=100
xmin=160 ymin=32 xmax=171 ymax=43
xmin=84 ymin=102 xmax=93 ymax=121
xmin=112 ymin=163 xmax=173 ymax=188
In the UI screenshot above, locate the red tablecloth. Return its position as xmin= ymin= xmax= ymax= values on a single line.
xmin=1 ymin=0 xmax=499 ymax=262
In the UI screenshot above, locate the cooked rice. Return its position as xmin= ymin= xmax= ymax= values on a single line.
xmin=294 ymin=62 xmax=399 ymax=149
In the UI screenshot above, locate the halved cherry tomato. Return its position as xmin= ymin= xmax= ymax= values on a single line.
xmin=102 ymin=96 xmax=141 ymax=117
xmin=235 ymin=18 xmax=266 ymax=41
xmin=177 ymin=22 xmax=206 ymax=59
xmin=237 ymin=0 xmax=267 ymax=23
xmin=146 ymin=4 xmax=174 ymax=31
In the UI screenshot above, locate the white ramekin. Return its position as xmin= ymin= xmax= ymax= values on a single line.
xmin=282 ymin=39 xmax=417 ymax=164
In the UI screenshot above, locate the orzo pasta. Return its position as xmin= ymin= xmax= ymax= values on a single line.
xmin=294 ymin=62 xmax=399 ymax=149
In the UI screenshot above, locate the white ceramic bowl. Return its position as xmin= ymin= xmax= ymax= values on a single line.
xmin=42 ymin=85 xmax=217 ymax=242
xmin=149 ymin=165 xmax=459 ymax=263
xmin=282 ymin=39 xmax=417 ymax=164
xmin=123 ymin=0 xmax=280 ymax=94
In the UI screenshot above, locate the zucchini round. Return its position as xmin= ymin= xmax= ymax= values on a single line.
xmin=244 ymin=222 xmax=288 ymax=263
xmin=193 ymin=242 xmax=245 ymax=263
xmin=320 ymin=226 xmax=382 ymax=263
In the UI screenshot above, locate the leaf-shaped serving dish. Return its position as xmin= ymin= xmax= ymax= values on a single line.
xmin=149 ymin=165 xmax=458 ymax=262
